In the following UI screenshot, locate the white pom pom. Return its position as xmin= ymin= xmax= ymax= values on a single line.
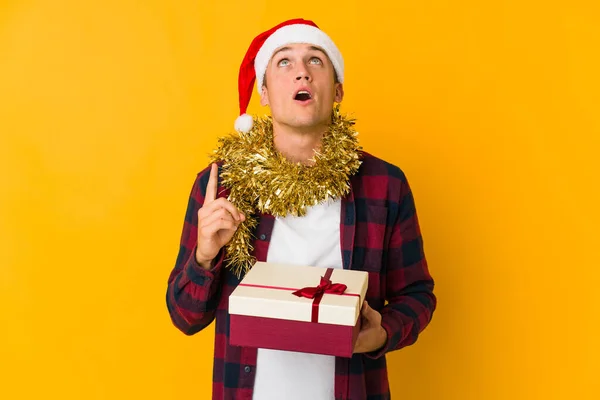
xmin=235 ymin=113 xmax=253 ymax=133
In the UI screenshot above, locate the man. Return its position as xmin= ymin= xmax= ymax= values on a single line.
xmin=166 ymin=18 xmax=436 ymax=400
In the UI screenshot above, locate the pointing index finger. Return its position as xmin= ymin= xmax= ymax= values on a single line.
xmin=204 ymin=163 xmax=218 ymax=204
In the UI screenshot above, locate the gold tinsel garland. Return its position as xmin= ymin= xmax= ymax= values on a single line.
xmin=210 ymin=105 xmax=362 ymax=277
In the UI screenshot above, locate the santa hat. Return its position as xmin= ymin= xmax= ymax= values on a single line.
xmin=234 ymin=18 xmax=345 ymax=133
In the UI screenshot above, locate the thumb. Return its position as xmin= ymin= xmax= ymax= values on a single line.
xmin=361 ymin=300 xmax=371 ymax=317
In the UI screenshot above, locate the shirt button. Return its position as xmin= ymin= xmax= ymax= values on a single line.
xmin=259 ymin=234 xmax=266 ymax=240
xmin=244 ymin=366 xmax=252 ymax=373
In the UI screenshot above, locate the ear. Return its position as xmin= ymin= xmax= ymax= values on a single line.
xmin=334 ymin=83 xmax=344 ymax=103
xmin=260 ymin=85 xmax=270 ymax=106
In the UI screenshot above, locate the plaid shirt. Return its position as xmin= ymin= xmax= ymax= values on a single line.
xmin=166 ymin=151 xmax=436 ymax=400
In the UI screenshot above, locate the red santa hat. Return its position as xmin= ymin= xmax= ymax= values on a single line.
xmin=234 ymin=18 xmax=345 ymax=133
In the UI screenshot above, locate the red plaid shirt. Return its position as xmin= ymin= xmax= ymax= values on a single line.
xmin=166 ymin=151 xmax=436 ymax=400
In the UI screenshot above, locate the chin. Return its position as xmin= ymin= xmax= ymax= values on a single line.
xmin=272 ymin=108 xmax=329 ymax=130
xmin=290 ymin=114 xmax=330 ymax=129
xmin=292 ymin=118 xmax=319 ymax=127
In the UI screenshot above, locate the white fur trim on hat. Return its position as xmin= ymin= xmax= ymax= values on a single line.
xmin=253 ymin=24 xmax=344 ymax=93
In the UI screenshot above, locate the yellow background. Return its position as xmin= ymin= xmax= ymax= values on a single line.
xmin=1 ymin=0 xmax=598 ymax=399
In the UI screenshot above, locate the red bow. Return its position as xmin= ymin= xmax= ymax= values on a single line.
xmin=291 ymin=268 xmax=349 ymax=323
xmin=292 ymin=276 xmax=348 ymax=299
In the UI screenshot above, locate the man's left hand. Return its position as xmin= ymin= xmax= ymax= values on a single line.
xmin=353 ymin=301 xmax=388 ymax=354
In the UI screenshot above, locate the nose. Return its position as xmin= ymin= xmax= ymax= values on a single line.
xmin=295 ymin=66 xmax=312 ymax=82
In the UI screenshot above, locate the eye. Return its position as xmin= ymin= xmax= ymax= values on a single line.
xmin=278 ymin=58 xmax=290 ymax=67
xmin=309 ymin=57 xmax=322 ymax=65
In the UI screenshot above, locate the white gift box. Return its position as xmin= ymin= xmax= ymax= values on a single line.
xmin=228 ymin=261 xmax=369 ymax=357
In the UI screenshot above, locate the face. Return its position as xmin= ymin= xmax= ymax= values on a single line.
xmin=260 ymin=43 xmax=344 ymax=132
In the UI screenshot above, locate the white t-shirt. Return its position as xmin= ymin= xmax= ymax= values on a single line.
xmin=252 ymin=198 xmax=343 ymax=400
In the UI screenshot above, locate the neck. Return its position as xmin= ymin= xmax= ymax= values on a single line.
xmin=272 ymin=121 xmax=328 ymax=165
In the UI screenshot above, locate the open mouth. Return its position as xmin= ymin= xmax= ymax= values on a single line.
xmin=294 ymin=90 xmax=312 ymax=101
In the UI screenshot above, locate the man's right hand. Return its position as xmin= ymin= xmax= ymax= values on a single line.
xmin=195 ymin=163 xmax=245 ymax=269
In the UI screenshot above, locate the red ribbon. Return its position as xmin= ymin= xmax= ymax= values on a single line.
xmin=291 ymin=268 xmax=348 ymax=323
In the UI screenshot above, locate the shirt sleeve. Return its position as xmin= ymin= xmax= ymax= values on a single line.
xmin=364 ymin=172 xmax=437 ymax=359
xmin=165 ymin=165 xmax=226 ymax=335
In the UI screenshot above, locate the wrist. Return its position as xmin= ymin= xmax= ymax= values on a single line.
xmin=195 ymin=251 xmax=214 ymax=270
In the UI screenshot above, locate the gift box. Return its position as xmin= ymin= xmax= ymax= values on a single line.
xmin=228 ymin=261 xmax=369 ymax=358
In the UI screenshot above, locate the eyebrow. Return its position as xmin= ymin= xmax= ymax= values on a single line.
xmin=271 ymin=45 xmax=327 ymax=60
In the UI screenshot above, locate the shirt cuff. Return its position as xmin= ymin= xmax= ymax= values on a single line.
xmin=186 ymin=246 xmax=225 ymax=281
